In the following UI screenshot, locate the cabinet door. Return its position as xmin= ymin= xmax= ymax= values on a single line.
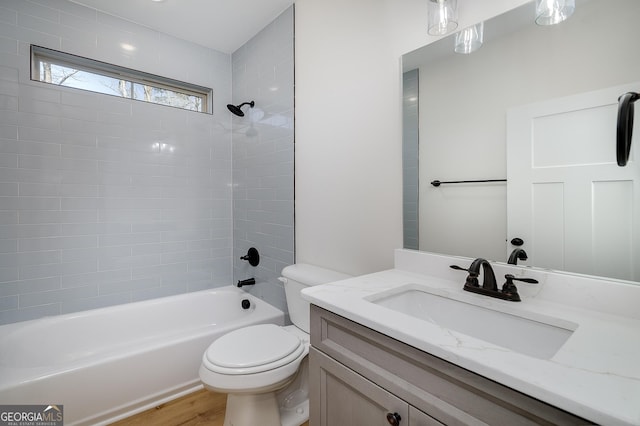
xmin=310 ymin=348 xmax=409 ymax=426
xmin=409 ymin=407 xmax=444 ymax=426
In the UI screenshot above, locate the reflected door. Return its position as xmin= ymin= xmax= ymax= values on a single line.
xmin=507 ymin=83 xmax=640 ymax=281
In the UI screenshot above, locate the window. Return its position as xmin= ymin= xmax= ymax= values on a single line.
xmin=31 ymin=45 xmax=212 ymax=113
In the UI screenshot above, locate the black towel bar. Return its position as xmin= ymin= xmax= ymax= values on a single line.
xmin=431 ymin=179 xmax=507 ymax=187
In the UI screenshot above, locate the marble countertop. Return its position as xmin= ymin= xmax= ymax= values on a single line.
xmin=302 ymin=249 xmax=640 ymax=426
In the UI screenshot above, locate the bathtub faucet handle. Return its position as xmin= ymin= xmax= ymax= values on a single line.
xmin=240 ymin=247 xmax=260 ymax=267
xmin=237 ymin=278 xmax=256 ymax=287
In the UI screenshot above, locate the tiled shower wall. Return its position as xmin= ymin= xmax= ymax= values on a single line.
xmin=232 ymin=6 xmax=294 ymax=314
xmin=0 ymin=0 xmax=234 ymax=324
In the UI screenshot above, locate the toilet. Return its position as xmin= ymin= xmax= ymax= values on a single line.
xmin=199 ymin=264 xmax=351 ymax=426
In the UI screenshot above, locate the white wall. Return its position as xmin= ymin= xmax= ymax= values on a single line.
xmin=294 ymin=0 xmax=528 ymax=275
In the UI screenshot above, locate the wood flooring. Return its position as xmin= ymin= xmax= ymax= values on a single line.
xmin=111 ymin=389 xmax=310 ymax=426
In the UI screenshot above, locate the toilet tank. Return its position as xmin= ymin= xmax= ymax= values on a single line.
xmin=280 ymin=264 xmax=351 ymax=333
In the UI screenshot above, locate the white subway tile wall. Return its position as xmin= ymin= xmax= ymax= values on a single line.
xmin=232 ymin=7 xmax=294 ymax=314
xmin=403 ymin=70 xmax=419 ymax=250
xmin=0 ymin=0 xmax=242 ymax=324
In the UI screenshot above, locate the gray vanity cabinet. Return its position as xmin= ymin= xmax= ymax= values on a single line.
xmin=309 ymin=305 xmax=592 ymax=426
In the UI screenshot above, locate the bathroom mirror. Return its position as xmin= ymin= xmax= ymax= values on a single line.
xmin=402 ymin=0 xmax=640 ymax=283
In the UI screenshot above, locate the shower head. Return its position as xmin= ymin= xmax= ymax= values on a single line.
xmin=227 ymin=101 xmax=255 ymax=117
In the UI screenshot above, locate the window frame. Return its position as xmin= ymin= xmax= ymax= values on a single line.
xmin=30 ymin=45 xmax=213 ymax=114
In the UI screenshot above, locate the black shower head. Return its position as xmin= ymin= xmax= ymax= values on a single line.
xmin=227 ymin=101 xmax=255 ymax=117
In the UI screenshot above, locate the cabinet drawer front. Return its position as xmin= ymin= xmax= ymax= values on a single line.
xmin=310 ymin=305 xmax=591 ymax=426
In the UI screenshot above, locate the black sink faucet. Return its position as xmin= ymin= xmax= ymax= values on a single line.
xmin=468 ymin=258 xmax=498 ymax=291
xmin=508 ymin=248 xmax=528 ymax=265
xmin=451 ymin=258 xmax=497 ymax=291
xmin=450 ymin=259 xmax=538 ymax=302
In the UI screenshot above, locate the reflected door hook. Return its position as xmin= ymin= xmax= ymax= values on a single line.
xmin=617 ymin=91 xmax=639 ymax=167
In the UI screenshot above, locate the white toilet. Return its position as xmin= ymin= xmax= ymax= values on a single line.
xmin=199 ymin=264 xmax=351 ymax=426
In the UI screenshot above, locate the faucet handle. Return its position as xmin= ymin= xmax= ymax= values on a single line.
xmin=501 ymin=274 xmax=539 ymax=302
xmin=240 ymin=247 xmax=260 ymax=266
xmin=504 ymin=274 xmax=538 ymax=284
xmin=450 ymin=265 xmax=479 ymax=287
xmin=450 ymin=264 xmax=471 ymax=273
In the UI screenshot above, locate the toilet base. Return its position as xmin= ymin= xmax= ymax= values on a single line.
xmin=277 ymin=358 xmax=309 ymax=426
xmin=220 ymin=359 xmax=309 ymax=426
xmin=279 ymin=397 xmax=308 ymax=426
xmin=222 ymin=390 xmax=308 ymax=426
xmin=224 ymin=392 xmax=281 ymax=426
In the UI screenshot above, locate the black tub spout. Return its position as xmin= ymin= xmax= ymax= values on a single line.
xmin=237 ymin=278 xmax=256 ymax=287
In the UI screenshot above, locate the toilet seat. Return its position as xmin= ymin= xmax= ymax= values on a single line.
xmin=203 ymin=324 xmax=304 ymax=375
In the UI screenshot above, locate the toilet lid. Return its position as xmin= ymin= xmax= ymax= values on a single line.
xmin=204 ymin=324 xmax=304 ymax=374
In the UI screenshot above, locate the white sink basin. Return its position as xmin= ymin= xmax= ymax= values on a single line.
xmin=368 ymin=285 xmax=577 ymax=359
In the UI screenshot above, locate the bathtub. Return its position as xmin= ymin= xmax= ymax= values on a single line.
xmin=0 ymin=286 xmax=284 ymax=425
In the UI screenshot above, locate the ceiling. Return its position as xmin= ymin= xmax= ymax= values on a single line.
xmin=69 ymin=0 xmax=294 ymax=54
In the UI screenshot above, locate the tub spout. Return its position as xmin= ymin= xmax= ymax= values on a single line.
xmin=237 ymin=278 xmax=256 ymax=287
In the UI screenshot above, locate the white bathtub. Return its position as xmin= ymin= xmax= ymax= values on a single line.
xmin=0 ymin=286 xmax=284 ymax=425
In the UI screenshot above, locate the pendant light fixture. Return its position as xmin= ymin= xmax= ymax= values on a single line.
xmin=454 ymin=22 xmax=484 ymax=54
xmin=428 ymin=0 xmax=458 ymax=36
xmin=535 ymin=0 xmax=575 ymax=25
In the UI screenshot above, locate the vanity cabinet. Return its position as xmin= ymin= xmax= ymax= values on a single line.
xmin=309 ymin=305 xmax=592 ymax=426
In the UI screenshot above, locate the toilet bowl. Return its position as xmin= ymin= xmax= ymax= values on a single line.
xmin=199 ymin=264 xmax=351 ymax=426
